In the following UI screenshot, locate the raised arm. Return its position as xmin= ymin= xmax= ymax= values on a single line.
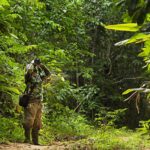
xmin=40 ymin=64 xmax=51 ymax=81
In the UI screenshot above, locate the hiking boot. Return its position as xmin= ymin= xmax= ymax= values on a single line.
xmin=32 ymin=129 xmax=39 ymax=145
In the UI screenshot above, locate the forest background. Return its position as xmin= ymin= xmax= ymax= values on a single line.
xmin=1 ymin=0 xmax=150 ymax=149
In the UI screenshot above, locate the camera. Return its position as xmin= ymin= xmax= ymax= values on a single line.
xmin=34 ymin=58 xmax=41 ymax=65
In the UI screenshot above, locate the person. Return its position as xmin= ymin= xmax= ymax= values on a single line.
xmin=23 ymin=58 xmax=51 ymax=145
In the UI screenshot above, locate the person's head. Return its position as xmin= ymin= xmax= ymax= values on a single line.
xmin=34 ymin=58 xmax=41 ymax=66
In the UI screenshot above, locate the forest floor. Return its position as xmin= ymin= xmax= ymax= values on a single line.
xmin=1 ymin=129 xmax=150 ymax=150
xmin=0 ymin=140 xmax=150 ymax=150
xmin=0 ymin=141 xmax=91 ymax=150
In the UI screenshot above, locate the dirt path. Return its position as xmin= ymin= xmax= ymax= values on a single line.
xmin=0 ymin=142 xmax=70 ymax=150
xmin=0 ymin=141 xmax=91 ymax=150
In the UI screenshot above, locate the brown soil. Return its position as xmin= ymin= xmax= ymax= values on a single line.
xmin=0 ymin=141 xmax=92 ymax=150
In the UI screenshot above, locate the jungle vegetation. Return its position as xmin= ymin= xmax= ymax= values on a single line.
xmin=1 ymin=0 xmax=150 ymax=149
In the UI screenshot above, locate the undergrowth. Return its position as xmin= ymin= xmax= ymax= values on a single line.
xmin=1 ymin=113 xmax=150 ymax=150
xmin=88 ymin=127 xmax=150 ymax=150
xmin=0 ymin=115 xmax=24 ymax=143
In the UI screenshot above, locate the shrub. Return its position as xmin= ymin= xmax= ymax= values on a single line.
xmin=43 ymin=106 xmax=93 ymax=141
xmin=0 ymin=116 xmax=24 ymax=143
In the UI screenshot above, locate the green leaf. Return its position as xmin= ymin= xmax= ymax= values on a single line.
xmin=105 ymin=23 xmax=140 ymax=32
xmin=0 ymin=86 xmax=20 ymax=95
xmin=0 ymin=0 xmax=10 ymax=6
xmin=123 ymin=88 xmax=150 ymax=95
xmin=115 ymin=33 xmax=150 ymax=46
xmin=7 ymin=87 xmax=20 ymax=95
xmin=7 ymin=44 xmax=37 ymax=54
xmin=122 ymin=89 xmax=134 ymax=95
xmin=7 ymin=13 xmax=22 ymax=20
xmin=127 ymin=33 xmax=150 ymax=44
xmin=9 ymin=33 xmax=18 ymax=39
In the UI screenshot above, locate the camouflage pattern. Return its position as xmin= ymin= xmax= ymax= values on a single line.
xmin=25 ymin=64 xmax=50 ymax=101
xmin=24 ymin=63 xmax=50 ymax=124
xmin=23 ymin=62 xmax=50 ymax=144
xmin=28 ymin=70 xmax=43 ymax=101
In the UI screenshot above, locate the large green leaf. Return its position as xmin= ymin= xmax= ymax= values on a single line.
xmin=0 ymin=86 xmax=20 ymax=95
xmin=115 ymin=33 xmax=150 ymax=46
xmin=127 ymin=33 xmax=150 ymax=44
xmin=105 ymin=23 xmax=140 ymax=32
xmin=138 ymin=41 xmax=150 ymax=58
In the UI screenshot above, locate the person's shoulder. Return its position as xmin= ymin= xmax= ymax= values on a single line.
xmin=26 ymin=62 xmax=34 ymax=73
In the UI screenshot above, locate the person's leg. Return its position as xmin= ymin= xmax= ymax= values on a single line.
xmin=32 ymin=129 xmax=39 ymax=145
xmin=24 ymin=127 xmax=31 ymax=143
xmin=23 ymin=103 xmax=37 ymax=143
xmin=32 ymin=102 xmax=42 ymax=145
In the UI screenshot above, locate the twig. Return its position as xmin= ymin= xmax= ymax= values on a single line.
xmin=74 ymin=102 xmax=82 ymax=112
xmin=124 ymin=91 xmax=137 ymax=102
xmin=114 ymin=77 xmax=144 ymax=84
xmin=136 ymin=93 xmax=140 ymax=114
xmin=124 ymin=83 xmax=146 ymax=113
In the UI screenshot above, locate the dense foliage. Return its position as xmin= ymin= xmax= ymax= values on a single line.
xmin=1 ymin=0 xmax=150 ymax=149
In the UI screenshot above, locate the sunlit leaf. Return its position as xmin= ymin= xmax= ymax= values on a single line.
xmin=9 ymin=33 xmax=18 ymax=39
xmin=122 ymin=87 xmax=150 ymax=95
xmin=115 ymin=33 xmax=150 ymax=46
xmin=127 ymin=33 xmax=150 ymax=44
xmin=122 ymin=89 xmax=134 ymax=95
xmin=105 ymin=23 xmax=140 ymax=32
xmin=115 ymin=39 xmax=129 ymax=46
xmin=0 ymin=86 xmax=20 ymax=94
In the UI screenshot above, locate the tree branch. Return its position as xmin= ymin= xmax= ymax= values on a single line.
xmin=114 ymin=77 xmax=144 ymax=84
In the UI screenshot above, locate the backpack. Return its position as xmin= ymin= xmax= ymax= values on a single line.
xmin=19 ymin=94 xmax=30 ymax=107
xmin=18 ymin=72 xmax=31 ymax=107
